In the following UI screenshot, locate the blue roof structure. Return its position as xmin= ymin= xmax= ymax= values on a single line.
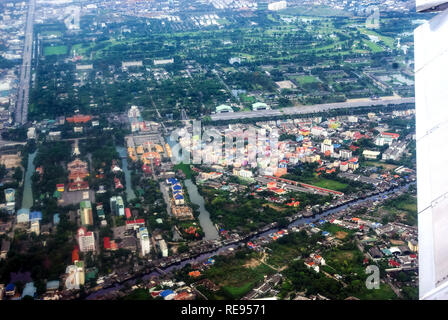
xmin=175 ymin=194 xmax=184 ymax=200
xmin=167 ymin=178 xmax=179 ymax=185
xmin=160 ymin=289 xmax=174 ymax=297
xmin=53 ymin=213 xmax=60 ymax=225
xmin=6 ymin=283 xmax=15 ymax=292
xmin=172 ymin=184 xmax=182 ymax=191
xmin=21 ymin=282 xmax=36 ymax=299
xmin=46 ymin=280 xmax=60 ymax=291
xmin=29 ymin=211 xmax=42 ymax=221
xmin=18 ymin=208 xmax=30 ymax=215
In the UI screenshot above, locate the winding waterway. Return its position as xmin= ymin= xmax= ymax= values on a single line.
xmin=184 ymin=179 xmax=219 ymax=240
xmin=116 ymin=146 xmax=136 ymax=202
xmin=21 ymin=151 xmax=36 ymax=209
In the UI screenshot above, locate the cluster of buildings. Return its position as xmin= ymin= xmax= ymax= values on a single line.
xmin=16 ymin=209 xmax=43 ymax=236
xmin=0 ymin=1 xmax=29 ymax=125
xmin=304 ymin=253 xmax=327 ymax=273
xmin=67 ymin=158 xmax=89 ymax=192
xmin=166 ymin=177 xmax=194 ymax=220
xmin=126 ymin=133 xmax=166 ymax=169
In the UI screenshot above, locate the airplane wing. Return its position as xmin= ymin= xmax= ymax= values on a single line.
xmin=415 ymin=2 xmax=448 ymax=300
xmin=417 ymin=0 xmax=448 ymax=12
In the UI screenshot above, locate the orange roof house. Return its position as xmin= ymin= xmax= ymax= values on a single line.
xmin=66 ymin=115 xmax=92 ymax=123
xmin=267 ymin=181 xmax=277 ymax=189
xmin=188 ymin=271 xmax=201 ymax=278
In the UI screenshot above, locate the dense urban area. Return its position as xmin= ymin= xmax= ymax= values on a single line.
xmin=0 ymin=0 xmax=425 ymax=300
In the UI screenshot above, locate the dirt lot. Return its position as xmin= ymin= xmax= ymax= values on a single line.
xmin=262 ymin=203 xmax=286 ymax=212
xmin=243 ymin=259 xmax=261 ymax=269
xmin=335 ymin=231 xmax=348 ymax=239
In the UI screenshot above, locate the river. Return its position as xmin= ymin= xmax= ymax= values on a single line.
xmin=86 ymin=183 xmax=413 ymax=300
xmin=116 ymin=146 xmax=136 ymax=202
xmin=21 ymin=151 xmax=36 ymax=209
xmin=184 ymin=179 xmax=219 ymax=240
xmin=165 ymin=135 xmax=219 ymax=240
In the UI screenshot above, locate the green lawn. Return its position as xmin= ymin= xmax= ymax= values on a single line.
xmin=122 ymin=288 xmax=151 ymax=300
xmin=44 ymin=45 xmax=68 ymax=56
xmin=205 ymin=255 xmax=275 ymax=299
xmin=322 ymin=223 xmax=354 ymax=237
xmin=301 ymin=175 xmax=348 ymax=192
xmin=356 ymin=283 xmax=397 ymax=300
xmin=294 ymin=75 xmax=319 ymax=85
xmin=174 ymin=163 xmax=192 ymax=179
xmin=363 ymin=40 xmax=384 ymax=53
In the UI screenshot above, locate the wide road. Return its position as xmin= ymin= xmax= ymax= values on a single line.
xmin=210 ymin=97 xmax=415 ymax=121
xmin=15 ymin=0 xmax=36 ymax=125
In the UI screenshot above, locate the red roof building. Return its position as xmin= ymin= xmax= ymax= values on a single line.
xmin=382 ymin=132 xmax=400 ymax=139
xmin=114 ymin=177 xmax=123 ymax=189
xmin=104 ymin=237 xmax=111 ymax=250
xmin=142 ymin=164 xmax=152 ymax=174
xmin=389 ymin=259 xmax=401 ymax=267
xmin=66 ymin=115 xmax=92 ymax=123
xmin=68 ymin=181 xmax=89 ymax=192
xmin=125 ymin=208 xmax=131 ymax=219
xmin=72 ymin=247 xmax=79 ymax=263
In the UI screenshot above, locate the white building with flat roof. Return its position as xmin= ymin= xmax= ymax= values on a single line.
xmin=139 ymin=227 xmax=151 ymax=256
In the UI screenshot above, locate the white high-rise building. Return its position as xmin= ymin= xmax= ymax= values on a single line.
xmin=77 ymin=227 xmax=95 ymax=252
xmin=320 ymin=139 xmax=334 ymax=154
xmin=139 ymin=227 xmax=151 ymax=256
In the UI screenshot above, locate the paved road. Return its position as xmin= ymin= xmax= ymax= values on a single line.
xmin=15 ymin=0 xmax=36 ymax=125
xmin=210 ymin=97 xmax=415 ymax=121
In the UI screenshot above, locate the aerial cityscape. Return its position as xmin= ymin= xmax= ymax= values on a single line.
xmin=0 ymin=0 xmax=431 ymax=302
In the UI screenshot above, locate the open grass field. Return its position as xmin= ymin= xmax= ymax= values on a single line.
xmin=363 ymin=40 xmax=384 ymax=53
xmin=44 ymin=45 xmax=68 ymax=56
xmin=364 ymin=161 xmax=398 ymax=170
xmin=358 ymin=27 xmax=396 ymax=49
xmin=355 ymin=283 xmax=397 ymax=300
xmin=301 ymin=175 xmax=349 ymax=192
xmin=322 ymin=223 xmax=354 ymax=238
xmin=122 ymin=288 xmax=152 ymax=300
xmin=294 ymin=75 xmax=319 ymax=85
xmin=174 ymin=163 xmax=192 ymax=179
xmin=205 ymin=256 xmax=275 ymax=299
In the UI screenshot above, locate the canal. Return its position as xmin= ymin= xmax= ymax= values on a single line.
xmin=184 ymin=179 xmax=219 ymax=240
xmin=21 ymin=151 xmax=36 ymax=209
xmin=116 ymin=146 xmax=136 ymax=202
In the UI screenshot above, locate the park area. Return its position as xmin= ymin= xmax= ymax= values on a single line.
xmin=43 ymin=45 xmax=68 ymax=56
xmin=202 ymin=253 xmax=275 ymax=299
